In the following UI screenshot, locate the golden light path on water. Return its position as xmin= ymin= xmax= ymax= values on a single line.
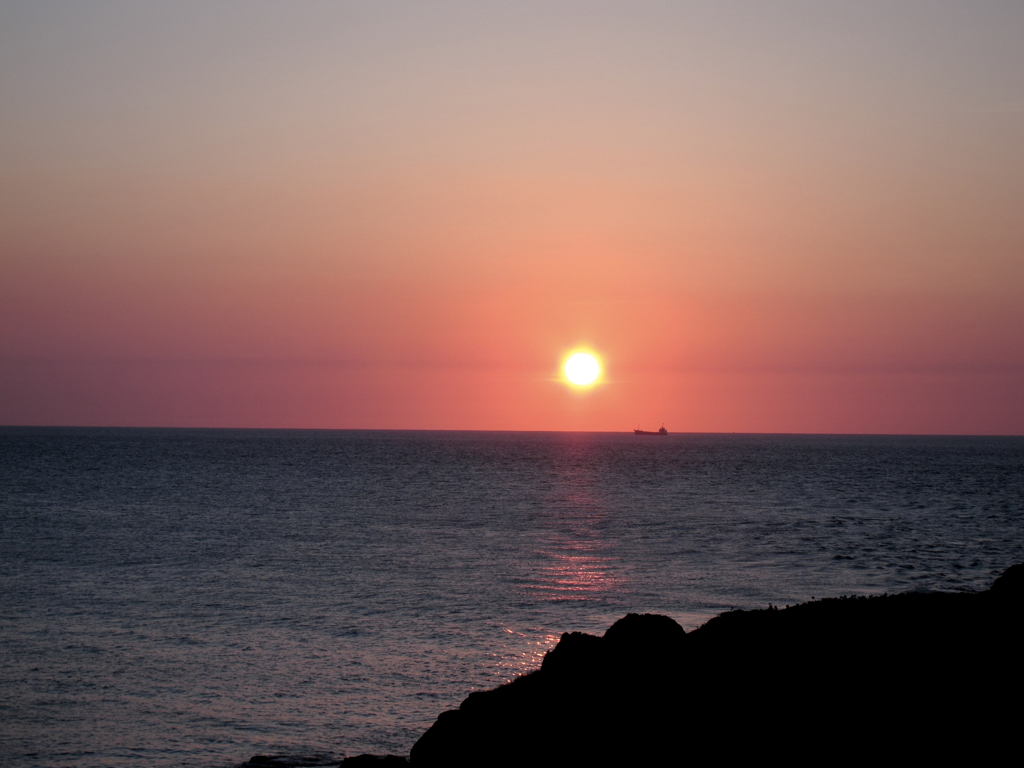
xmin=494 ymin=458 xmax=619 ymax=682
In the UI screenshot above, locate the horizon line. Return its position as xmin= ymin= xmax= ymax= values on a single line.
xmin=2 ymin=424 xmax=1022 ymax=438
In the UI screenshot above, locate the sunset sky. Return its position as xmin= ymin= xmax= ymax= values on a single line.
xmin=2 ymin=1 xmax=1022 ymax=433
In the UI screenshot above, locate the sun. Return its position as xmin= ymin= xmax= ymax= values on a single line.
xmin=564 ymin=352 xmax=601 ymax=386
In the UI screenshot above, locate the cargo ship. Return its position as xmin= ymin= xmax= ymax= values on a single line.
xmin=634 ymin=425 xmax=668 ymax=435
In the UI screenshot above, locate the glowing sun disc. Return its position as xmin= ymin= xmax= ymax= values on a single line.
xmin=565 ymin=353 xmax=600 ymax=386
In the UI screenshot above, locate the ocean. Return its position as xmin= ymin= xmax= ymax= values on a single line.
xmin=2 ymin=427 xmax=1022 ymax=766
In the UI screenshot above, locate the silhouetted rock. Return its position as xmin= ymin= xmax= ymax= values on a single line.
xmin=341 ymin=755 xmax=409 ymax=766
xmin=991 ymin=562 xmax=1024 ymax=601
xmin=411 ymin=566 xmax=1024 ymax=766
xmin=538 ymin=631 xmax=604 ymax=678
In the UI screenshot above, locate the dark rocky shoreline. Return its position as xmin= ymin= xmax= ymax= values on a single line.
xmin=247 ymin=563 xmax=1023 ymax=767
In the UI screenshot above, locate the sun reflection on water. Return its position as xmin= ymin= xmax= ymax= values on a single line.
xmin=492 ymin=628 xmax=563 ymax=681
xmin=496 ymin=441 xmax=624 ymax=680
xmin=521 ymin=482 xmax=620 ymax=602
xmin=529 ymin=544 xmax=616 ymax=599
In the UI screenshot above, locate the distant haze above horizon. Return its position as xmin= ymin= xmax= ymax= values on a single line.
xmin=2 ymin=1 xmax=1022 ymax=434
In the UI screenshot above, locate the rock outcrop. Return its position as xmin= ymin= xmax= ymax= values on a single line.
xmin=411 ymin=565 xmax=1023 ymax=766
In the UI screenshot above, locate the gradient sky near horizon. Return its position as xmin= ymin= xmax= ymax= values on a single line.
xmin=2 ymin=1 xmax=1022 ymax=433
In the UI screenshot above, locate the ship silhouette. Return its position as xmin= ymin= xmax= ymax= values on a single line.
xmin=634 ymin=425 xmax=668 ymax=435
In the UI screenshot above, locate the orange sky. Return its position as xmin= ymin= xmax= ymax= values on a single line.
xmin=2 ymin=2 xmax=1022 ymax=433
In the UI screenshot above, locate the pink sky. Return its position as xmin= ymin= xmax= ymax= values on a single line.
xmin=2 ymin=1 xmax=1022 ymax=433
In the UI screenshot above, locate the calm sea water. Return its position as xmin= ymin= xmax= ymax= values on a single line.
xmin=2 ymin=428 xmax=1022 ymax=766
